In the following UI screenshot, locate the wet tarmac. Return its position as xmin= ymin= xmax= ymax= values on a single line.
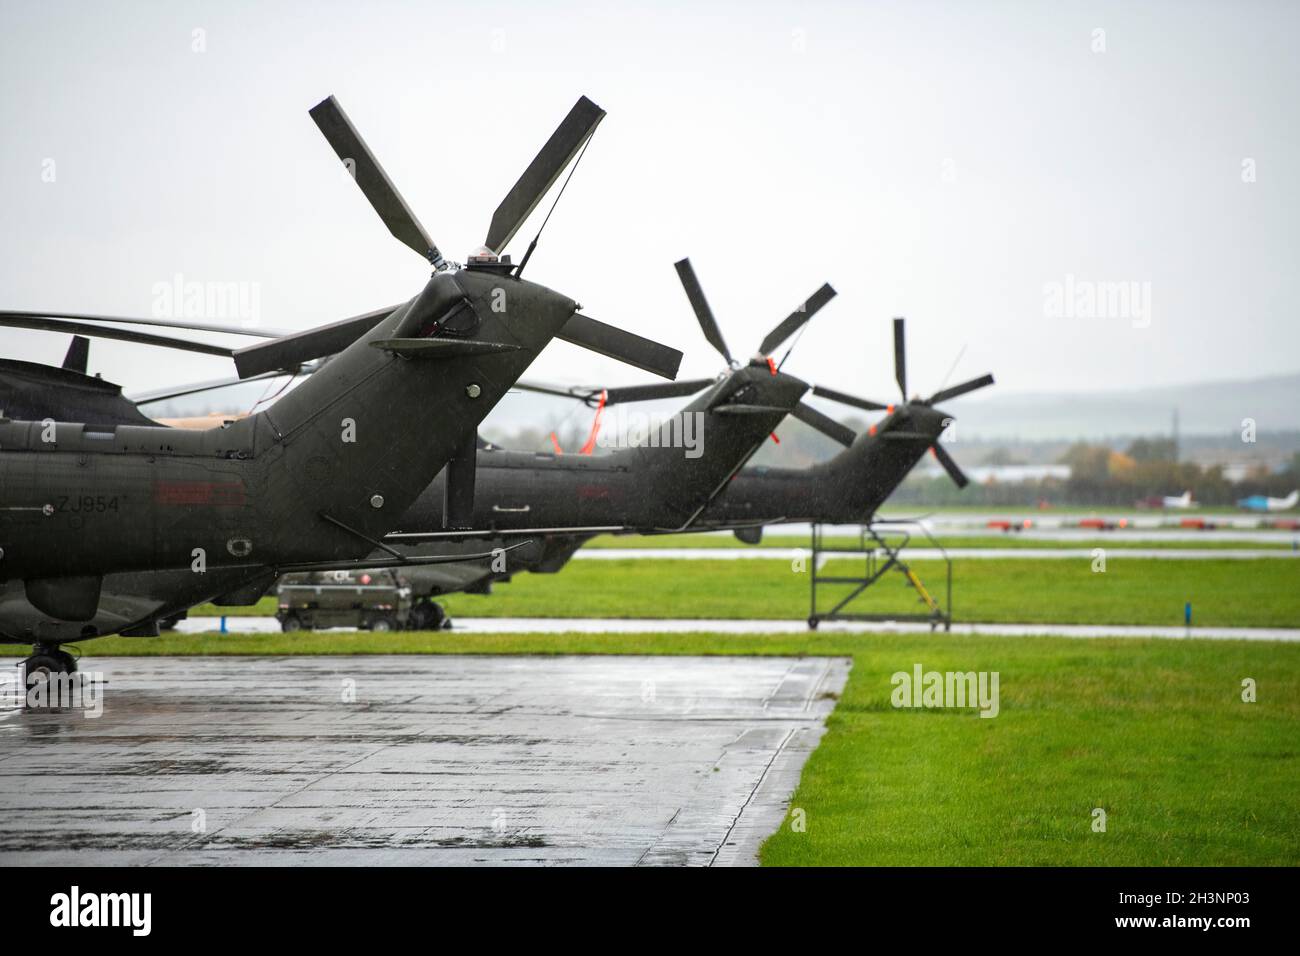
xmin=0 ymin=655 xmax=847 ymax=866
xmin=177 ymin=616 xmax=1300 ymax=642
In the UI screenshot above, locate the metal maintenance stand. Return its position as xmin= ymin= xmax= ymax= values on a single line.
xmin=807 ymin=520 xmax=952 ymax=631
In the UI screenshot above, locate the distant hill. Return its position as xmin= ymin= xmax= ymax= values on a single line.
xmin=946 ymin=372 xmax=1300 ymax=441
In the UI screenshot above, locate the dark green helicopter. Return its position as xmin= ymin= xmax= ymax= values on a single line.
xmin=682 ymin=316 xmax=996 ymax=526
xmin=6 ymin=256 xmax=842 ymax=631
xmin=283 ymin=256 xmax=842 ymax=626
xmin=7 ymin=251 xmax=993 ymax=635
xmin=368 ymin=315 xmax=994 ymax=622
xmin=0 ymin=93 xmax=682 ymax=671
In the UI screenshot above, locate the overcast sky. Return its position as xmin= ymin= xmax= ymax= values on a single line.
xmin=2 ymin=0 xmax=1297 ymax=426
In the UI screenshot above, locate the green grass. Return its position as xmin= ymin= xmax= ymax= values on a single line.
xmin=190 ymin=598 xmax=278 ymax=617
xmin=587 ymin=532 xmax=1297 ymax=550
xmin=186 ymin=556 xmax=1300 ymax=627
xmin=437 ymin=557 xmax=1299 ymax=628
xmin=757 ymin=634 xmax=1300 ymax=866
xmin=11 ymin=629 xmax=1297 ymax=866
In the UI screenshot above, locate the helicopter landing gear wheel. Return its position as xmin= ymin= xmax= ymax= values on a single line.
xmin=23 ymin=645 xmax=75 ymax=685
xmin=409 ymin=599 xmax=449 ymax=631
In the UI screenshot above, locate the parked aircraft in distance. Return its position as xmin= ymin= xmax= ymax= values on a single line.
xmin=1237 ymin=490 xmax=1299 ymax=512
xmin=1136 ymin=490 xmax=1195 ymax=510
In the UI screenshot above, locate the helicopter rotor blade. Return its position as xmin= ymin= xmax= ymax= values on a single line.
xmin=0 ymin=309 xmax=289 ymax=338
xmin=511 ymin=379 xmax=591 ymax=401
xmin=893 ymin=316 xmax=907 ymax=398
xmin=927 ymin=373 xmax=995 ymax=405
xmin=232 ymin=306 xmax=400 ymax=379
xmin=309 ymin=95 xmax=443 ymax=267
xmin=554 ymin=314 xmax=683 ymax=381
xmin=0 ymin=313 xmax=234 ymax=358
xmin=790 ymin=401 xmax=856 ymax=447
xmin=673 ymin=258 xmax=732 ymax=364
xmin=129 ymin=368 xmax=307 ymax=405
xmin=484 ymin=95 xmax=605 ymax=256
xmin=757 ymin=283 xmax=836 ymax=357
xmin=233 ymin=305 xmax=684 ymax=383
xmin=931 ymin=442 xmax=970 ymax=489
xmin=809 ymin=384 xmax=890 ymax=412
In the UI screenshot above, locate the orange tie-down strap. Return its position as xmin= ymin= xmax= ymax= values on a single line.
xmin=578 ymin=389 xmax=608 ymax=455
xmin=550 ymin=389 xmax=609 ymax=457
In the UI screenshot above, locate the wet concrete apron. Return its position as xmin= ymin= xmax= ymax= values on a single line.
xmin=0 ymin=655 xmax=848 ymax=866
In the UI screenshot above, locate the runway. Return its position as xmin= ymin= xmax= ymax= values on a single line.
xmin=0 ymin=655 xmax=847 ymax=866
xmin=923 ymin=529 xmax=1298 ymax=543
xmin=176 ymin=616 xmax=1300 ymax=642
xmin=577 ymin=547 xmax=1299 ymax=561
xmin=878 ymin=513 xmax=1296 ymax=531
xmin=711 ymin=523 xmax=1299 ymax=543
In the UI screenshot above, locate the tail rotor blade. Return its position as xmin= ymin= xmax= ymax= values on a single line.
xmin=555 ymin=314 xmax=683 ymax=381
xmin=927 ymin=373 xmax=995 ymax=405
xmin=893 ymin=316 xmax=907 ymax=398
xmin=309 ymin=95 xmax=442 ymax=266
xmin=512 ymin=378 xmax=711 ymax=407
xmin=791 ymin=402 xmax=856 ymax=447
xmin=810 ymin=384 xmax=890 ymax=412
xmin=485 ymin=95 xmax=605 ymax=256
xmin=443 ymin=431 xmax=477 ymax=530
xmin=931 ymin=442 xmax=969 ymax=488
xmin=601 ymin=379 xmax=714 ymax=406
xmin=673 ymin=258 xmax=732 ymax=364
xmin=757 ymin=283 xmax=836 ymax=357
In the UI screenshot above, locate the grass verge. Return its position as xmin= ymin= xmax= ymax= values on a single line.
xmin=586 ymin=532 xmax=1297 ymax=550
xmin=7 ymin=629 xmax=1296 ymax=866
xmin=183 ymin=556 xmax=1300 ymax=626
xmin=437 ymin=557 xmax=1299 ymax=627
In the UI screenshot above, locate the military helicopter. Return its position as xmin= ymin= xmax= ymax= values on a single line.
xmin=381 ymin=309 xmax=992 ymax=544
xmin=684 ymin=316 xmax=996 ymax=526
xmin=371 ymin=315 xmax=994 ymax=617
xmin=400 ymin=258 xmax=838 ymax=530
xmin=8 ymin=251 xmax=992 ymax=635
xmin=0 ymin=93 xmax=682 ymax=671
xmin=279 ymin=257 xmax=841 ymax=626
xmin=6 ymin=255 xmax=843 ymax=631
